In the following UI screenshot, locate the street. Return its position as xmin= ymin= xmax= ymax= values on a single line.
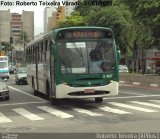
xmin=0 ymin=74 xmax=160 ymax=138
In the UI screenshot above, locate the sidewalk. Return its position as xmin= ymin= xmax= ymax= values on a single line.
xmin=119 ymin=73 xmax=160 ymax=88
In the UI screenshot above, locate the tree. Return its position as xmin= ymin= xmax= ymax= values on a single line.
xmin=19 ymin=31 xmax=30 ymax=43
xmin=1 ymin=42 xmax=14 ymax=52
xmin=55 ymin=12 xmax=86 ymax=28
xmin=118 ymin=0 xmax=160 ymax=49
xmin=86 ymin=5 xmax=135 ymax=56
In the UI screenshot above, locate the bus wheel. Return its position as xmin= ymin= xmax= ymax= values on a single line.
xmin=95 ymin=97 xmax=103 ymax=103
xmin=5 ymin=96 xmax=9 ymax=100
xmin=51 ymin=97 xmax=59 ymax=105
xmin=34 ymin=90 xmax=39 ymax=96
xmin=32 ymin=78 xmax=38 ymax=96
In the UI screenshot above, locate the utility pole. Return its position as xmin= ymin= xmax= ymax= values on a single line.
xmin=141 ymin=27 xmax=145 ymax=74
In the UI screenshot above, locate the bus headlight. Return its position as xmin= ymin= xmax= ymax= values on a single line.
xmin=63 ymin=82 xmax=67 ymax=85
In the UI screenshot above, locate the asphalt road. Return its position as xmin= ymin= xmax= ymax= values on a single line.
xmin=0 ymin=74 xmax=160 ymax=139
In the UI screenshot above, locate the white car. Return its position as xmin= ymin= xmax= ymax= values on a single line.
xmin=0 ymin=78 xmax=9 ymax=100
xmin=118 ymin=65 xmax=129 ymax=73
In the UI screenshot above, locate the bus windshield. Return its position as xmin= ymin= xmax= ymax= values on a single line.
xmin=0 ymin=62 xmax=7 ymax=68
xmin=58 ymin=39 xmax=115 ymax=74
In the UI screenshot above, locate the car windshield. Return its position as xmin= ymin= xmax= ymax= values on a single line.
xmin=58 ymin=39 xmax=115 ymax=74
xmin=17 ymin=68 xmax=27 ymax=73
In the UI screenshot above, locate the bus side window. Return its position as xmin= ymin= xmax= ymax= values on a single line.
xmin=41 ymin=42 xmax=43 ymax=63
xmin=45 ymin=40 xmax=48 ymax=62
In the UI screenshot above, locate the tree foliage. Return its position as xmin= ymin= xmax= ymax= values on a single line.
xmin=55 ymin=12 xmax=86 ymax=28
xmin=118 ymin=0 xmax=160 ymax=49
xmin=20 ymin=31 xmax=30 ymax=43
xmin=86 ymin=5 xmax=135 ymax=55
xmin=56 ymin=0 xmax=160 ymax=54
xmin=1 ymin=42 xmax=14 ymax=52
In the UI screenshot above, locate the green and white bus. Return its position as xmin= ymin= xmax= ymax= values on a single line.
xmin=26 ymin=27 xmax=120 ymax=104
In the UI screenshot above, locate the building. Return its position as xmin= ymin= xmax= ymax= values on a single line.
xmin=43 ymin=7 xmax=57 ymax=34
xmin=0 ymin=9 xmax=34 ymax=64
xmin=145 ymin=49 xmax=160 ymax=74
xmin=0 ymin=10 xmax=34 ymax=45
xmin=46 ymin=6 xmax=65 ymax=32
xmin=0 ymin=10 xmax=11 ymax=42
xmin=43 ymin=0 xmax=78 ymax=33
xmin=65 ymin=0 xmax=78 ymax=16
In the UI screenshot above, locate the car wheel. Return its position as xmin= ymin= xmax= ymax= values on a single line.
xmin=95 ymin=97 xmax=103 ymax=103
xmin=5 ymin=96 xmax=9 ymax=100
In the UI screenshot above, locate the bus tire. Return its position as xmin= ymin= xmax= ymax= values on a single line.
xmin=5 ymin=96 xmax=9 ymax=100
xmin=51 ymin=97 xmax=59 ymax=105
xmin=34 ymin=90 xmax=39 ymax=96
xmin=32 ymin=77 xmax=38 ymax=96
xmin=95 ymin=97 xmax=103 ymax=103
xmin=46 ymin=80 xmax=50 ymax=99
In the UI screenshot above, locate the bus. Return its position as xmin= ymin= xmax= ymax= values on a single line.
xmin=26 ymin=26 xmax=120 ymax=104
xmin=0 ymin=56 xmax=9 ymax=79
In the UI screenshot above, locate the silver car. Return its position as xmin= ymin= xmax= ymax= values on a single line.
xmin=15 ymin=67 xmax=28 ymax=85
xmin=118 ymin=65 xmax=129 ymax=73
xmin=0 ymin=78 xmax=9 ymax=100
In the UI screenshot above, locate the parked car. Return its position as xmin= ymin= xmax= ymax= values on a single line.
xmin=15 ymin=67 xmax=28 ymax=85
xmin=0 ymin=78 xmax=9 ymax=100
xmin=118 ymin=65 xmax=129 ymax=73
xmin=9 ymin=66 xmax=17 ymax=74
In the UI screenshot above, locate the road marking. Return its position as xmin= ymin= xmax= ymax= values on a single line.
xmin=97 ymin=105 xmax=131 ymax=114
xmin=72 ymin=107 xmax=102 ymax=116
xmin=108 ymin=102 xmax=157 ymax=112
xmin=119 ymin=91 xmax=144 ymax=96
xmin=0 ymin=101 xmax=48 ymax=107
xmin=0 ymin=112 xmax=12 ymax=123
xmin=8 ymin=86 xmax=47 ymax=102
xmin=149 ymin=100 xmax=160 ymax=103
xmin=104 ymin=94 xmax=160 ymax=100
xmin=12 ymin=108 xmax=44 ymax=121
xmin=129 ymin=101 xmax=160 ymax=108
xmin=38 ymin=106 xmax=74 ymax=119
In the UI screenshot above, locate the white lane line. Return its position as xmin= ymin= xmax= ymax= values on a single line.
xmin=12 ymin=108 xmax=44 ymax=121
xmin=149 ymin=100 xmax=160 ymax=103
xmin=72 ymin=107 xmax=102 ymax=116
xmin=97 ymin=105 xmax=131 ymax=114
xmin=38 ymin=106 xmax=74 ymax=119
xmin=8 ymin=86 xmax=47 ymax=102
xmin=129 ymin=101 xmax=160 ymax=108
xmin=108 ymin=102 xmax=157 ymax=112
xmin=119 ymin=91 xmax=144 ymax=96
xmin=0 ymin=101 xmax=48 ymax=107
xmin=104 ymin=94 xmax=160 ymax=100
xmin=0 ymin=112 xmax=12 ymax=123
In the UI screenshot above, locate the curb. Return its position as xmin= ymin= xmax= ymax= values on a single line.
xmin=119 ymin=80 xmax=159 ymax=88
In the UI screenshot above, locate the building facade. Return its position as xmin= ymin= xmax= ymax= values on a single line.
xmin=0 ymin=9 xmax=34 ymax=65
xmin=0 ymin=10 xmax=34 ymax=45
xmin=65 ymin=0 xmax=78 ymax=16
xmin=0 ymin=10 xmax=11 ymax=42
xmin=43 ymin=0 xmax=78 ymax=33
xmin=46 ymin=6 xmax=65 ymax=32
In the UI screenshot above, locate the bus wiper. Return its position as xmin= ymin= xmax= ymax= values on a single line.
xmin=73 ymin=42 xmax=85 ymax=66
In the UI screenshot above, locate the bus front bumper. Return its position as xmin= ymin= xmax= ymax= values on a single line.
xmin=55 ymin=81 xmax=119 ymax=99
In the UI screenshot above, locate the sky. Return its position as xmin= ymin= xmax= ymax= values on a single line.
xmin=0 ymin=0 xmax=60 ymax=35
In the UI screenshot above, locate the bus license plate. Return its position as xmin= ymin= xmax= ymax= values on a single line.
xmin=84 ymin=89 xmax=95 ymax=93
